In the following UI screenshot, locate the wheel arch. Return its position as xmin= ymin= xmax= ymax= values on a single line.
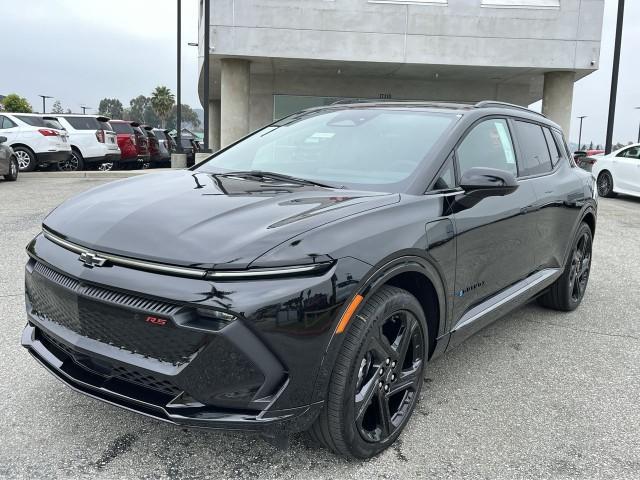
xmin=582 ymin=209 xmax=596 ymax=237
xmin=10 ymin=143 xmax=35 ymax=154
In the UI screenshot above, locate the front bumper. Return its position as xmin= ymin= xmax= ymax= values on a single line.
xmin=21 ymin=233 xmax=368 ymax=433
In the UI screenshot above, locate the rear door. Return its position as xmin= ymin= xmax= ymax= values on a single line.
xmin=449 ymin=117 xmax=537 ymax=343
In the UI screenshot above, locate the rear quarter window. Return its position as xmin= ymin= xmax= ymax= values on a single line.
xmin=62 ymin=116 xmax=102 ymax=130
xmin=15 ymin=115 xmax=47 ymax=127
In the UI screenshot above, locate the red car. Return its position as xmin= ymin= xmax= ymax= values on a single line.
xmin=132 ymin=124 xmax=150 ymax=167
xmin=110 ymin=120 xmax=141 ymax=169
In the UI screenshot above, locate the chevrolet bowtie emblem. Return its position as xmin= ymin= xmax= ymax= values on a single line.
xmin=78 ymin=251 xmax=107 ymax=268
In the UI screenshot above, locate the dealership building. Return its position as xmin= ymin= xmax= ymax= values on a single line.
xmin=197 ymin=0 xmax=605 ymax=149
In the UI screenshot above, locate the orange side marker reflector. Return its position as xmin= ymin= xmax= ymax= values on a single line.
xmin=336 ymin=294 xmax=364 ymax=334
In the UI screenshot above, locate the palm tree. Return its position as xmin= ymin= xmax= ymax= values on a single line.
xmin=150 ymin=86 xmax=175 ymax=128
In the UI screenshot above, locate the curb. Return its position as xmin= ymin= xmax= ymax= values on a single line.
xmin=21 ymin=168 xmax=177 ymax=179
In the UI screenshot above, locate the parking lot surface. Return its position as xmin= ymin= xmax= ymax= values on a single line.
xmin=0 ymin=175 xmax=638 ymax=479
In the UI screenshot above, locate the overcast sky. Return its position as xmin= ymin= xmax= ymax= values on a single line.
xmin=1 ymin=0 xmax=638 ymax=145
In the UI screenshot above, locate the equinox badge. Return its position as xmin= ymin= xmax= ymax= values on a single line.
xmin=78 ymin=251 xmax=107 ymax=268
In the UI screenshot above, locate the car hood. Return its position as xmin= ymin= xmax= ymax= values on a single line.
xmin=43 ymin=171 xmax=399 ymax=269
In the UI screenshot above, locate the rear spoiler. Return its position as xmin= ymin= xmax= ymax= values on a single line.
xmin=96 ymin=116 xmax=111 ymax=123
xmin=129 ymin=121 xmax=141 ymax=127
xmin=141 ymin=125 xmax=153 ymax=131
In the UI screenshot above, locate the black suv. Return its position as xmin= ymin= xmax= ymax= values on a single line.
xmin=22 ymin=101 xmax=596 ymax=459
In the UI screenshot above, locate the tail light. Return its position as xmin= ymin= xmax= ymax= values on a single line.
xmin=38 ymin=129 xmax=59 ymax=137
xmin=130 ymin=134 xmax=136 ymax=146
xmin=95 ymin=129 xmax=105 ymax=143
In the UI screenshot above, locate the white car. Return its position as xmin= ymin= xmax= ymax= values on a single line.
xmin=592 ymin=143 xmax=640 ymax=198
xmin=0 ymin=113 xmax=71 ymax=171
xmin=53 ymin=115 xmax=121 ymax=171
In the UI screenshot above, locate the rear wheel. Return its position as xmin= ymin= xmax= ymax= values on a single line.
xmin=308 ymin=285 xmax=427 ymax=458
xmin=58 ymin=149 xmax=84 ymax=171
xmin=597 ymin=171 xmax=616 ymax=197
xmin=13 ymin=147 xmax=37 ymax=172
xmin=4 ymin=157 xmax=18 ymax=181
xmin=538 ymin=222 xmax=592 ymax=311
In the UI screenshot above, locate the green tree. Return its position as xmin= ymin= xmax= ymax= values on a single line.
xmin=98 ymin=98 xmax=124 ymax=119
xmin=150 ymin=86 xmax=175 ymax=128
xmin=166 ymin=104 xmax=201 ymax=130
xmin=129 ymin=95 xmax=148 ymax=123
xmin=51 ymin=100 xmax=64 ymax=114
xmin=1 ymin=94 xmax=32 ymax=113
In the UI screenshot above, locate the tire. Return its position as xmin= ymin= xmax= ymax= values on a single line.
xmin=308 ymin=285 xmax=428 ymax=459
xmin=597 ymin=170 xmax=616 ymax=198
xmin=58 ymin=149 xmax=84 ymax=171
xmin=97 ymin=162 xmax=113 ymax=171
xmin=13 ymin=146 xmax=37 ymax=172
xmin=538 ymin=222 xmax=593 ymax=311
xmin=4 ymin=157 xmax=18 ymax=181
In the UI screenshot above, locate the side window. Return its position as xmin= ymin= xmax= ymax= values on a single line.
xmin=513 ymin=120 xmax=553 ymax=176
xmin=543 ymin=127 xmax=561 ymax=167
xmin=430 ymin=157 xmax=456 ymax=191
xmin=456 ymin=119 xmax=517 ymax=177
xmin=618 ymin=147 xmax=640 ymax=159
xmin=1 ymin=116 xmax=17 ymax=130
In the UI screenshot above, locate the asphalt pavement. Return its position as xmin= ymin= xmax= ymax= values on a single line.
xmin=0 ymin=174 xmax=638 ymax=479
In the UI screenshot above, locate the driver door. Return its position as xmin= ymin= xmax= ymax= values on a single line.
xmin=449 ymin=117 xmax=537 ymax=344
xmin=614 ymin=146 xmax=640 ymax=193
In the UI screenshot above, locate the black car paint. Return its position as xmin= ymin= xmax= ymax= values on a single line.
xmin=22 ymin=104 xmax=597 ymax=436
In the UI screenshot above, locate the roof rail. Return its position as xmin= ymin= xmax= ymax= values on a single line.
xmin=474 ymin=101 xmax=546 ymax=118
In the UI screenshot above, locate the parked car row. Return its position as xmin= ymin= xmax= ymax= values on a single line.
xmin=0 ymin=112 xmax=72 ymax=171
xmin=0 ymin=111 xmax=200 ymax=172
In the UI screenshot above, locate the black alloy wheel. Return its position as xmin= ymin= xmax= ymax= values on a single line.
xmin=309 ymin=285 xmax=427 ymax=458
xmin=538 ymin=222 xmax=593 ymax=311
xmin=353 ymin=310 xmax=424 ymax=443
xmin=597 ymin=171 xmax=615 ymax=197
xmin=568 ymin=229 xmax=592 ymax=303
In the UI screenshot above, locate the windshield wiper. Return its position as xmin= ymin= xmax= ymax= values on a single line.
xmin=223 ymin=170 xmax=341 ymax=189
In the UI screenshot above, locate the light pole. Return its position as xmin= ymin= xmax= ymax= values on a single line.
xmin=38 ymin=95 xmax=53 ymax=114
xmin=176 ymin=0 xmax=182 ymax=153
xmin=577 ymin=116 xmax=587 ymax=150
xmin=605 ymin=0 xmax=625 ymax=154
xmin=80 ymin=106 xmax=91 ymax=115
xmin=203 ymin=0 xmax=210 ymax=152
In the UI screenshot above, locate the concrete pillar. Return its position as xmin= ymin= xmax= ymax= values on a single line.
xmin=171 ymin=153 xmax=187 ymax=168
xmin=220 ymin=59 xmax=250 ymax=148
xmin=541 ymin=71 xmax=575 ymax=137
xmin=209 ymin=99 xmax=221 ymax=152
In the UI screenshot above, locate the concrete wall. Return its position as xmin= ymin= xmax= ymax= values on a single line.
xmin=249 ymin=72 xmax=533 ymax=131
xmin=209 ymin=0 xmax=604 ymax=71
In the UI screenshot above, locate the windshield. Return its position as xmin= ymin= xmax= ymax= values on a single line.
xmin=196 ymin=108 xmax=455 ymax=191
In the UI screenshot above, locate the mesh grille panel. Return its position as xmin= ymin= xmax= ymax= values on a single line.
xmin=27 ymin=263 xmax=208 ymax=365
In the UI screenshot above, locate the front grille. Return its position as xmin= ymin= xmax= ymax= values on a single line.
xmin=27 ymin=262 xmax=208 ymax=365
xmin=39 ymin=331 xmax=183 ymax=397
xmin=111 ymin=366 xmax=182 ymax=396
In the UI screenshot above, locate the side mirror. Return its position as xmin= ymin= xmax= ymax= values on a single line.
xmin=0 ymin=136 xmax=6 ymax=144
xmin=460 ymin=167 xmax=518 ymax=197
xmin=449 ymin=167 xmax=519 ymax=213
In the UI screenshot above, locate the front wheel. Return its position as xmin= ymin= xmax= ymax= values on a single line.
xmin=4 ymin=157 xmax=18 ymax=181
xmin=308 ymin=285 xmax=427 ymax=458
xmin=597 ymin=171 xmax=616 ymax=197
xmin=538 ymin=222 xmax=593 ymax=311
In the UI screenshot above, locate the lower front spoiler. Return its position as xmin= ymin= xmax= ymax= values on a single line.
xmin=21 ymin=323 xmax=321 ymax=435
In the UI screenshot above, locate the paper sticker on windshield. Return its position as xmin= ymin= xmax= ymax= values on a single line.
xmin=494 ymin=122 xmax=516 ymax=164
xmin=311 ymin=132 xmax=335 ymax=138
